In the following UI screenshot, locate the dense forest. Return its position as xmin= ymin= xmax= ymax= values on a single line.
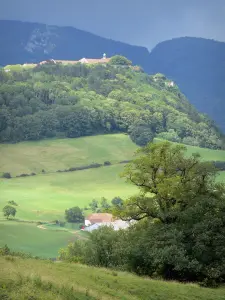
xmin=0 ymin=56 xmax=224 ymax=149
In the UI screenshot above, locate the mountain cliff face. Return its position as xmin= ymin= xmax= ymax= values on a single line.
xmin=0 ymin=20 xmax=150 ymax=67
xmin=147 ymin=37 xmax=225 ymax=132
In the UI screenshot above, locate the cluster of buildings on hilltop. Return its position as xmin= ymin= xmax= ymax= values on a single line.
xmin=4 ymin=54 xmax=111 ymax=72
xmin=37 ymin=53 xmax=111 ymax=67
xmin=83 ymin=213 xmax=133 ymax=232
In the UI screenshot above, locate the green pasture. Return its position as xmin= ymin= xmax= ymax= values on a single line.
xmin=155 ymin=138 xmax=225 ymax=161
xmin=0 ymin=134 xmax=137 ymax=176
xmin=0 ymin=164 xmax=136 ymax=221
xmin=0 ymin=220 xmax=77 ymax=258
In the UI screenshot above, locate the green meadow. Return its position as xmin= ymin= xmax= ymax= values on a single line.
xmin=0 ymin=164 xmax=136 ymax=221
xmin=0 ymin=134 xmax=137 ymax=176
xmin=0 ymin=221 xmax=77 ymax=258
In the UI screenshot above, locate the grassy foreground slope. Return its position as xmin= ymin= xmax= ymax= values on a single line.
xmin=1 ymin=256 xmax=225 ymax=300
xmin=0 ymin=134 xmax=137 ymax=176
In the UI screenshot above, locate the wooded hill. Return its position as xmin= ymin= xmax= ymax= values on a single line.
xmin=0 ymin=56 xmax=224 ymax=149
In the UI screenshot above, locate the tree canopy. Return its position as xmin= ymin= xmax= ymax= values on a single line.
xmin=3 ymin=205 xmax=17 ymax=219
xmin=65 ymin=207 xmax=84 ymax=223
xmin=109 ymin=55 xmax=132 ymax=66
xmin=116 ymin=141 xmax=221 ymax=223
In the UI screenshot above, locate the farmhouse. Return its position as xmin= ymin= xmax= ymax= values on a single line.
xmin=84 ymin=220 xmax=132 ymax=232
xmin=84 ymin=213 xmax=133 ymax=232
xmin=85 ymin=213 xmax=113 ymax=226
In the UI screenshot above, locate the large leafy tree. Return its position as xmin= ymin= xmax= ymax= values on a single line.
xmin=116 ymin=141 xmax=222 ymax=224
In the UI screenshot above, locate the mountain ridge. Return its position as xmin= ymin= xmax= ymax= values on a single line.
xmin=0 ymin=20 xmax=150 ymax=66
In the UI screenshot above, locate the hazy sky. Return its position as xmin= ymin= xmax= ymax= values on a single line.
xmin=1 ymin=0 xmax=225 ymax=49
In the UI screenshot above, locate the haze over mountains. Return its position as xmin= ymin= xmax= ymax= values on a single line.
xmin=0 ymin=20 xmax=225 ymax=132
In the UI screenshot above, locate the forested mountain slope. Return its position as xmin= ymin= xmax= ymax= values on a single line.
xmin=148 ymin=37 xmax=225 ymax=132
xmin=0 ymin=57 xmax=223 ymax=149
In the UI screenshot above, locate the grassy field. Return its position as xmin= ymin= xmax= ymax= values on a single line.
xmin=1 ymin=134 xmax=225 ymax=177
xmin=0 ymin=221 xmax=79 ymax=258
xmin=0 ymin=164 xmax=136 ymax=221
xmin=0 ymin=134 xmax=137 ymax=176
xmin=1 ymin=256 xmax=225 ymax=300
xmin=154 ymin=138 xmax=225 ymax=161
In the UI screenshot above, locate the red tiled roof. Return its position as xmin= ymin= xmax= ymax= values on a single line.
xmin=86 ymin=213 xmax=113 ymax=223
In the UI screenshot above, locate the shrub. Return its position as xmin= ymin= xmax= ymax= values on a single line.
xmin=0 ymin=244 xmax=10 ymax=255
xmin=18 ymin=173 xmax=29 ymax=177
xmin=213 ymin=161 xmax=225 ymax=171
xmin=119 ymin=160 xmax=131 ymax=164
xmin=2 ymin=172 xmax=11 ymax=179
xmin=109 ymin=55 xmax=132 ymax=66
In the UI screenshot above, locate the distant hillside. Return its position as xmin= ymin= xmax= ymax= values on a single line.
xmin=1 ymin=255 xmax=225 ymax=300
xmin=0 ymin=20 xmax=149 ymax=67
xmin=147 ymin=37 xmax=225 ymax=132
xmin=0 ymin=56 xmax=224 ymax=149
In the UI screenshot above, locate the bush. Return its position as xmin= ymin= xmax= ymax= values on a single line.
xmin=213 ymin=161 xmax=225 ymax=171
xmin=2 ymin=172 xmax=11 ymax=179
xmin=17 ymin=173 xmax=29 ymax=177
xmin=0 ymin=244 xmax=10 ymax=255
xmin=119 ymin=160 xmax=131 ymax=164
xmin=109 ymin=55 xmax=132 ymax=66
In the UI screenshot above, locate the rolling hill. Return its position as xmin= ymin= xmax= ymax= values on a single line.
xmin=1 ymin=55 xmax=224 ymax=150
xmin=1 ymin=255 xmax=225 ymax=300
